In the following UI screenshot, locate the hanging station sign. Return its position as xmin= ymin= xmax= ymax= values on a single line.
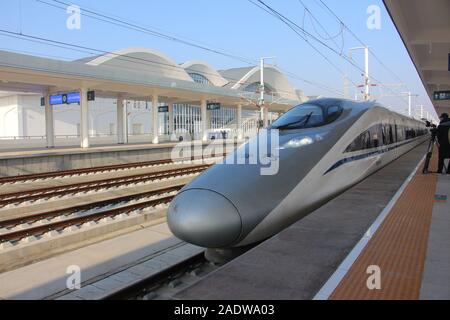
xmin=207 ymin=102 xmax=221 ymax=110
xmin=48 ymin=91 xmax=95 ymax=105
xmin=433 ymin=91 xmax=450 ymax=101
xmin=158 ymin=105 xmax=169 ymax=113
xmin=87 ymin=90 xmax=95 ymax=101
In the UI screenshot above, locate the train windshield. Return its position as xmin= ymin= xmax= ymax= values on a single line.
xmin=271 ymin=104 xmax=324 ymax=130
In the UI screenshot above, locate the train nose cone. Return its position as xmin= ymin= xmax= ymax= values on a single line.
xmin=167 ymin=189 xmax=242 ymax=248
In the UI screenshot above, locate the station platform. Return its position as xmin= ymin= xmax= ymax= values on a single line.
xmin=0 ymin=221 xmax=182 ymax=300
xmin=0 ymin=139 xmax=239 ymax=177
xmin=176 ymin=143 xmax=450 ymax=300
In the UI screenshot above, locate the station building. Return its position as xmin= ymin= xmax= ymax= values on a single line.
xmin=0 ymin=48 xmax=307 ymax=148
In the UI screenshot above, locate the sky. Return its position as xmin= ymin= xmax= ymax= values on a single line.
xmin=0 ymin=0 xmax=437 ymax=119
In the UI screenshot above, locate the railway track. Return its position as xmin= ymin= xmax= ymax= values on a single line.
xmin=103 ymin=251 xmax=211 ymax=300
xmin=0 ymin=185 xmax=183 ymax=229
xmin=0 ymin=154 xmax=225 ymax=185
xmin=0 ymin=164 xmax=210 ymax=208
xmin=0 ymin=190 xmax=176 ymax=244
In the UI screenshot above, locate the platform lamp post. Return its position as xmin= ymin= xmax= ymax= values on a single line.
xmin=260 ymin=56 xmax=276 ymax=128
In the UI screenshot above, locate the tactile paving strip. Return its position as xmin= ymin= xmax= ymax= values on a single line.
xmin=330 ymin=149 xmax=438 ymax=300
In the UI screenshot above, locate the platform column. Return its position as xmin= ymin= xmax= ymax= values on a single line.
xmin=117 ymin=95 xmax=127 ymax=144
xmin=80 ymin=88 xmax=89 ymax=148
xmin=201 ymin=99 xmax=209 ymax=141
xmin=152 ymin=95 xmax=159 ymax=144
xmin=263 ymin=107 xmax=269 ymax=128
xmin=44 ymin=92 xmax=55 ymax=148
xmin=237 ymin=104 xmax=243 ymax=140
xmin=168 ymin=102 xmax=174 ymax=135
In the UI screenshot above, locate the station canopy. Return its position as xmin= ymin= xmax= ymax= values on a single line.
xmin=0 ymin=47 xmax=307 ymax=111
xmin=384 ymin=0 xmax=450 ymax=115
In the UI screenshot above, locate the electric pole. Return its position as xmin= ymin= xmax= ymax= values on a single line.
xmin=400 ymin=92 xmax=418 ymax=117
xmin=349 ymin=46 xmax=370 ymax=101
xmin=260 ymin=56 xmax=275 ymax=128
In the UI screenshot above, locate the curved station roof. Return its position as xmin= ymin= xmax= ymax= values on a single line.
xmin=0 ymin=47 xmax=307 ymax=110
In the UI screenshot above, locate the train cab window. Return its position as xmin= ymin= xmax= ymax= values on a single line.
xmin=271 ymin=104 xmax=324 ymax=130
xmin=271 ymin=103 xmax=343 ymax=130
xmin=325 ymin=106 xmax=343 ymax=123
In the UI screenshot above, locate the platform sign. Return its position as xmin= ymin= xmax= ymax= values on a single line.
xmin=158 ymin=105 xmax=169 ymax=113
xmin=87 ymin=90 xmax=95 ymax=101
xmin=207 ymin=102 xmax=221 ymax=110
xmin=67 ymin=92 xmax=80 ymax=104
xmin=433 ymin=91 xmax=450 ymax=101
xmin=49 ymin=94 xmax=64 ymax=105
xmin=49 ymin=92 xmax=82 ymax=105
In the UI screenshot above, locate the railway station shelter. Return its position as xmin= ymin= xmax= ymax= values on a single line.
xmin=0 ymin=48 xmax=305 ymax=149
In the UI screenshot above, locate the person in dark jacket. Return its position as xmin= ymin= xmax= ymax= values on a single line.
xmin=436 ymin=113 xmax=450 ymax=174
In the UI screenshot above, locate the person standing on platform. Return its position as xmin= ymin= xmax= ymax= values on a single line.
xmin=436 ymin=113 xmax=450 ymax=174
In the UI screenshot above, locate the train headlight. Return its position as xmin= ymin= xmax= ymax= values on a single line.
xmin=282 ymin=136 xmax=314 ymax=149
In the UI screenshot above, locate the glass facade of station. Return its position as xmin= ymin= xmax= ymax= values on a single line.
xmin=188 ymin=73 xmax=212 ymax=85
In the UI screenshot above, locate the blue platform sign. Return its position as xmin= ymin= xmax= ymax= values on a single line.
xmin=67 ymin=92 xmax=81 ymax=104
xmin=49 ymin=92 xmax=81 ymax=105
xmin=49 ymin=94 xmax=63 ymax=105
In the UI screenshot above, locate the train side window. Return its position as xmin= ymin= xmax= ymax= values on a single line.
xmin=346 ymin=132 xmax=365 ymax=152
xmin=389 ymin=125 xmax=394 ymax=144
xmin=381 ymin=124 xmax=387 ymax=146
xmin=369 ymin=126 xmax=380 ymax=148
xmin=394 ymin=124 xmax=398 ymax=142
xmin=363 ymin=131 xmax=370 ymax=149
xmin=345 ymin=126 xmax=379 ymax=152
xmin=397 ymin=125 xmax=405 ymax=141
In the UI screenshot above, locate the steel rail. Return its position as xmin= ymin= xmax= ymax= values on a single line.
xmin=0 ymin=165 xmax=209 ymax=207
xmin=0 ymin=153 xmax=226 ymax=184
xmin=0 ymin=185 xmax=184 ymax=228
xmin=0 ymin=195 xmax=176 ymax=243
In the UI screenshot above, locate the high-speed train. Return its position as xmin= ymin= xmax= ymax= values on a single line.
xmin=167 ymin=98 xmax=429 ymax=261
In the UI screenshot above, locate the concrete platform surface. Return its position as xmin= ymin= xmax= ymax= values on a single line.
xmin=0 ymin=139 xmax=239 ymax=160
xmin=0 ymin=222 xmax=177 ymax=300
xmin=0 ymin=141 xmax=181 ymax=159
xmin=176 ymin=144 xmax=428 ymax=300
xmin=0 ymin=139 xmax=238 ymax=177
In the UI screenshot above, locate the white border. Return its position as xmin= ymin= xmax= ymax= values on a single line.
xmin=313 ymin=155 xmax=425 ymax=300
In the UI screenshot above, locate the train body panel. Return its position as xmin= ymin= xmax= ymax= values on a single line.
xmin=167 ymin=98 xmax=429 ymax=251
xmin=238 ymin=107 xmax=427 ymax=246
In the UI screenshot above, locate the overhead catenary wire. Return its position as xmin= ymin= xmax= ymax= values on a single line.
xmin=247 ymin=0 xmax=359 ymax=90
xmin=0 ymin=29 xmax=343 ymax=99
xmin=250 ymin=0 xmax=411 ymax=107
xmin=38 ymin=0 xmax=255 ymax=66
xmin=316 ymin=0 xmax=410 ymax=92
xmin=32 ymin=0 xmax=344 ymax=97
xmin=315 ymin=0 xmax=411 ymax=107
xmin=297 ymin=0 xmax=344 ymax=54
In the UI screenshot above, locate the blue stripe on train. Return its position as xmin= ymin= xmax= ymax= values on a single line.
xmin=324 ymin=137 xmax=425 ymax=175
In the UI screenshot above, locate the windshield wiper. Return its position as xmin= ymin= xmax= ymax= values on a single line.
xmin=272 ymin=112 xmax=314 ymax=130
